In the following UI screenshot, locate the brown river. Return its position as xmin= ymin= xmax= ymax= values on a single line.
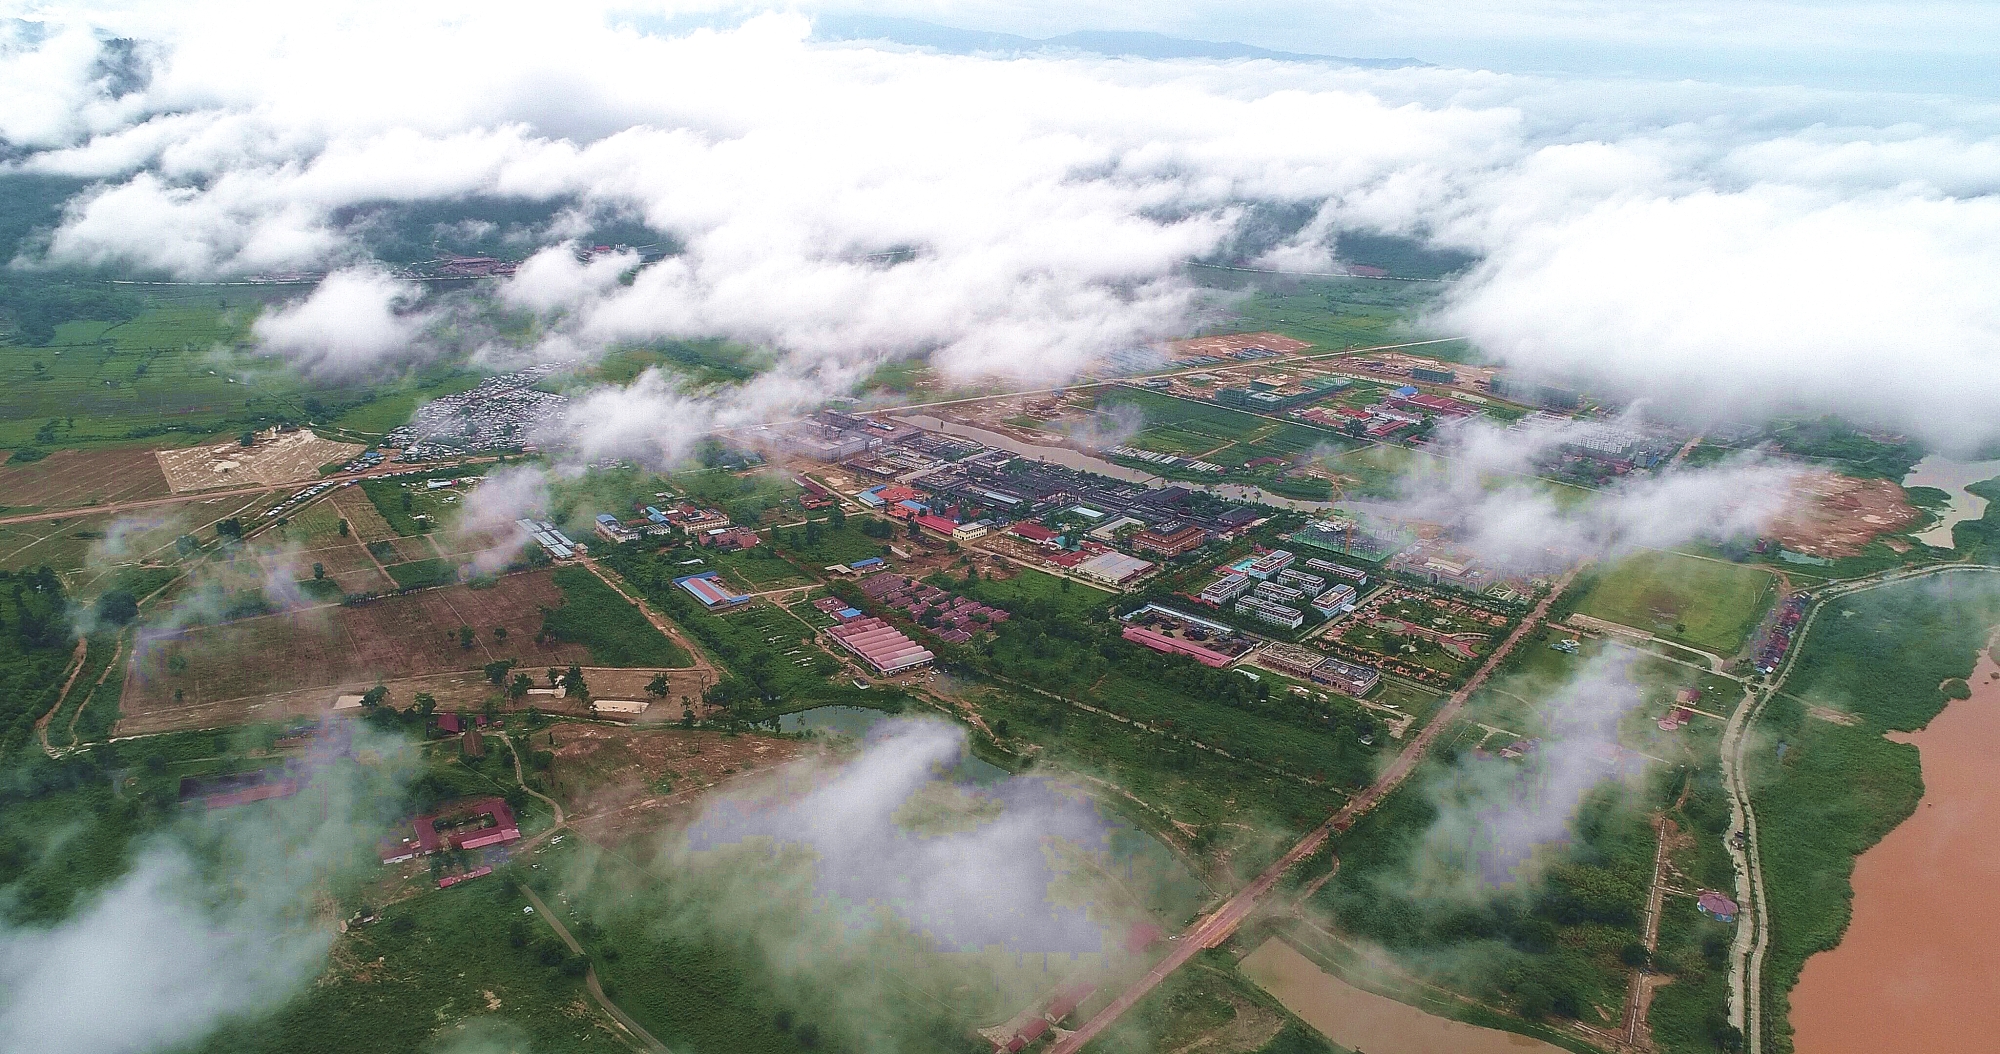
xmin=1789 ymin=637 xmax=2000 ymax=1053
xmin=1241 ymin=938 xmax=1569 ymax=1054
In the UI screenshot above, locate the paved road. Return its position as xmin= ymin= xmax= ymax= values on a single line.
xmin=1048 ymin=567 xmax=1580 ymax=1054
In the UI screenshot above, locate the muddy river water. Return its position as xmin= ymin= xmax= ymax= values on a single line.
xmin=1789 ymin=638 xmax=2000 ymax=1052
xmin=1241 ymin=938 xmax=1569 ymax=1054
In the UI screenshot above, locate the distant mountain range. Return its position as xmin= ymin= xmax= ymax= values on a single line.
xmin=811 ymin=17 xmax=1424 ymax=69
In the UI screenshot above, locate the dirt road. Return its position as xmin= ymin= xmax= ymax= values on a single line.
xmin=519 ymin=884 xmax=671 ymax=1054
xmin=1048 ymin=567 xmax=1580 ymax=1054
xmin=0 ymin=455 xmax=495 ymax=528
xmin=578 ymin=558 xmax=718 ymax=682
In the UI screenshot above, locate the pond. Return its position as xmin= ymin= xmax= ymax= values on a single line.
xmin=1902 ymin=454 xmax=2000 ymax=548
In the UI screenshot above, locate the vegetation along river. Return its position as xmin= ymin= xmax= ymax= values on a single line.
xmin=1788 ymin=636 xmax=2000 ymax=1052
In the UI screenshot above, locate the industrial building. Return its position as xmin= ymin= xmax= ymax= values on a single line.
xmin=675 ymin=570 xmax=750 ymax=610
xmin=1074 ymin=550 xmax=1155 ymax=587
xmin=827 ymin=617 xmax=935 ymax=674
xmin=1410 ymin=365 xmax=1456 ymax=384
xmin=517 ymin=518 xmax=579 ymax=560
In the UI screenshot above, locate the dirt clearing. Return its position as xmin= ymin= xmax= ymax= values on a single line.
xmin=119 ymin=570 xmax=593 ymax=727
xmin=0 ymin=448 xmax=171 ymax=511
xmin=1766 ymin=470 xmax=1920 ymax=557
xmin=156 ymin=429 xmax=363 ymax=493
xmin=546 ymin=724 xmax=815 ymax=846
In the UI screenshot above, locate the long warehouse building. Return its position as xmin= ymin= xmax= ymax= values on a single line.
xmin=827 ymin=617 xmax=935 ymax=675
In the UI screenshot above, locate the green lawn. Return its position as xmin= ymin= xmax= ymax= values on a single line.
xmin=1574 ymin=551 xmax=1775 ymax=656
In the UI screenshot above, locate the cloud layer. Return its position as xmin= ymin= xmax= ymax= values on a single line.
xmin=4 ymin=6 xmax=2000 ymax=446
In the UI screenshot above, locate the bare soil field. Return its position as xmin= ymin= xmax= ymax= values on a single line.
xmin=119 ymin=570 xmax=594 ymax=728
xmin=1767 ymin=471 xmax=1920 ymax=556
xmin=548 ymin=724 xmax=814 ymax=845
xmin=1170 ymin=331 xmax=1311 ymax=357
xmin=156 ymin=429 xmax=363 ymax=493
xmin=327 ymin=486 xmax=397 ymax=543
xmin=0 ymin=448 xmax=171 ymax=511
xmin=253 ymin=532 xmax=396 ymax=593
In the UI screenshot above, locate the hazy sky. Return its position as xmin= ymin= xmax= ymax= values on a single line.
xmin=803 ymin=0 xmax=2000 ymax=95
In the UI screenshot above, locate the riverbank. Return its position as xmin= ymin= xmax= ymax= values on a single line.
xmin=1787 ymin=635 xmax=2000 ymax=1052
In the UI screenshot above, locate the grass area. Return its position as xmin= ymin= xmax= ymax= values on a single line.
xmin=0 ymin=567 xmax=75 ymax=754
xmin=1574 ymin=551 xmax=1776 ymax=656
xmin=589 ymin=338 xmax=761 ymax=387
xmin=1083 ymin=946 xmax=1350 ymax=1054
xmin=768 ymin=519 xmax=891 ymax=567
xmin=969 ymin=680 xmax=1337 ymax=880
xmin=958 ymin=566 xmax=1118 ymax=618
xmin=706 ymin=545 xmax=810 ymax=589
xmin=1193 ymin=270 xmax=1462 ymax=353
xmin=1752 ymin=572 xmax=2000 ymax=1054
xmin=190 ymin=875 xmax=627 ymax=1054
xmin=384 ymin=558 xmax=459 ymax=590
xmin=544 ymin=565 xmax=692 ymax=667
xmin=598 ymin=549 xmax=871 ymax=714
xmin=1098 ymin=388 xmax=1348 ymax=470
xmin=0 ymin=290 xmax=489 ymax=451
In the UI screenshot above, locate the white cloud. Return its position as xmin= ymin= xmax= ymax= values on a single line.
xmin=3 ymin=4 xmax=1999 ymax=444
xmin=250 ymin=267 xmax=436 ymax=377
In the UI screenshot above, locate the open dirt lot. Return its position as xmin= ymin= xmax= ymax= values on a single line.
xmin=0 ymin=448 xmax=172 ymax=511
xmin=1766 ymin=470 xmax=1920 ymax=557
xmin=1170 ymin=331 xmax=1311 ymax=357
xmin=156 ymin=429 xmax=363 ymax=493
xmin=547 ymin=724 xmax=815 ymax=846
xmin=119 ymin=570 xmax=598 ymax=729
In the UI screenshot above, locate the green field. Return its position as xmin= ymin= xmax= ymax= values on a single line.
xmin=543 ymin=565 xmax=693 ymax=667
xmin=1193 ymin=270 xmax=1465 ymax=354
xmin=1100 ymin=388 xmax=1347 ymax=464
xmin=1574 ymin=551 xmax=1776 ymax=656
xmin=383 ymin=557 xmax=458 ymax=589
xmin=0 ymin=292 xmax=491 ymax=451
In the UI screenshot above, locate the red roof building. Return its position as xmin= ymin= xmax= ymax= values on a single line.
xmin=1122 ymin=625 xmax=1234 ymax=668
xmin=914 ymin=514 xmax=960 ymax=540
xmin=1010 ymin=521 xmax=1061 ymax=545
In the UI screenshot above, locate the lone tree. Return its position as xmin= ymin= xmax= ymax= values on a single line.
xmin=510 ymin=672 xmax=534 ymax=700
xmin=646 ymin=673 xmax=671 ymax=699
xmin=312 ymin=562 xmax=326 ymax=580
xmin=361 ymin=685 xmax=389 ymax=708
xmin=484 ymin=659 xmax=515 ymax=687
xmin=337 ymin=519 xmax=350 ymax=538
xmin=458 ymin=625 xmax=475 ymax=650
xmin=563 ymin=664 xmax=588 ymax=700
